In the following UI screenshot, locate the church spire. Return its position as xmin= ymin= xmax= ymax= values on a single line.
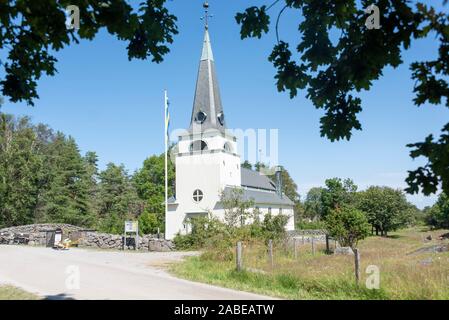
xmin=189 ymin=2 xmax=225 ymax=133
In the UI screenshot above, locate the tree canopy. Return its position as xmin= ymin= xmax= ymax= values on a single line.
xmin=236 ymin=0 xmax=449 ymax=196
xmin=357 ymin=186 xmax=415 ymax=236
xmin=425 ymin=192 xmax=449 ymax=229
xmin=0 ymin=112 xmax=170 ymax=233
xmin=325 ymin=206 xmax=371 ymax=248
xmin=0 ymin=0 xmax=178 ymax=105
xmin=320 ymin=178 xmax=358 ymax=217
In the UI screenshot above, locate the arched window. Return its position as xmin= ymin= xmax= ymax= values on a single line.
xmin=189 ymin=140 xmax=208 ymax=152
xmin=223 ymin=142 xmax=232 ymax=153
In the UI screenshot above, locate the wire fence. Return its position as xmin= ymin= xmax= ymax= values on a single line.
xmin=235 ymin=236 xmax=360 ymax=283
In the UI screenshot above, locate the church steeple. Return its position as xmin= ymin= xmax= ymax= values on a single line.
xmin=189 ymin=2 xmax=225 ymax=134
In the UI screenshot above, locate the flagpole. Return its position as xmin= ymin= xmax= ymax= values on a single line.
xmin=164 ymin=90 xmax=169 ymax=238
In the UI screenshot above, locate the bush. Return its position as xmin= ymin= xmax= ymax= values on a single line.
xmin=296 ymin=220 xmax=326 ymax=230
xmin=138 ymin=211 xmax=160 ymax=235
xmin=260 ymin=213 xmax=289 ymax=242
xmin=173 ymin=215 xmax=225 ymax=250
xmin=425 ymin=193 xmax=449 ymax=229
xmin=325 ymin=206 xmax=370 ymax=248
xmin=174 ymin=212 xmax=290 ymax=254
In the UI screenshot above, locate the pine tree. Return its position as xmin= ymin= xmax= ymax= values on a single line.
xmin=38 ymin=133 xmax=93 ymax=226
xmin=96 ymin=163 xmax=143 ymax=234
xmin=0 ymin=114 xmax=43 ymax=227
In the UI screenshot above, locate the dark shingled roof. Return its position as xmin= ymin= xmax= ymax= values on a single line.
xmin=241 ymin=168 xmax=276 ymax=191
xmin=189 ymin=29 xmax=225 ymax=134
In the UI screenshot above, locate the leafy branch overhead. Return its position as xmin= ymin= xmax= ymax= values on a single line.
xmin=0 ymin=0 xmax=178 ymax=105
xmin=236 ymin=0 xmax=449 ymax=195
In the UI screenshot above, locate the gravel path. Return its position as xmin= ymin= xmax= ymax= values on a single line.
xmin=0 ymin=245 xmax=272 ymax=300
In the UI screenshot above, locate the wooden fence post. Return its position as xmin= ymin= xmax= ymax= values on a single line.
xmin=294 ymin=238 xmax=298 ymax=259
xmin=236 ymin=241 xmax=243 ymax=272
xmin=268 ymin=239 xmax=274 ymax=269
xmin=354 ymin=248 xmax=361 ymax=285
xmin=325 ymin=235 xmax=330 ymax=254
xmin=311 ymin=237 xmax=316 ymax=255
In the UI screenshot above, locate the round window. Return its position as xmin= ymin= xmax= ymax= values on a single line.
xmin=195 ymin=111 xmax=207 ymax=124
xmin=193 ymin=189 xmax=204 ymax=203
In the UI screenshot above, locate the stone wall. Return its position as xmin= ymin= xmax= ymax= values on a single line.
xmin=287 ymin=229 xmax=327 ymax=242
xmin=79 ymin=232 xmax=174 ymax=251
xmin=0 ymin=224 xmax=174 ymax=251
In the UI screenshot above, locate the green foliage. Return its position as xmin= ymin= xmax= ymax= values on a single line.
xmin=0 ymin=113 xmax=96 ymax=228
xmin=235 ymin=6 xmax=270 ymax=39
xmin=0 ymin=115 xmax=44 ymax=227
xmin=138 ymin=211 xmax=160 ymax=235
xmin=259 ymin=213 xmax=289 ymax=242
xmin=236 ymin=1 xmax=449 ymax=196
xmin=425 ymin=193 xmax=449 ymax=229
xmin=251 ymin=162 xmax=303 ymax=223
xmin=133 ymin=152 xmax=175 ymax=232
xmin=220 ymin=188 xmax=254 ymax=227
xmin=406 ymin=124 xmax=449 ymax=195
xmin=241 ymin=160 xmax=253 ymax=170
xmin=0 ymin=112 xmax=161 ymax=233
xmin=296 ymin=220 xmax=326 ymax=230
xmin=303 ymin=187 xmax=325 ymax=220
xmin=0 ymin=0 xmax=178 ymax=105
xmin=358 ymin=186 xmax=414 ymax=236
xmin=325 ymin=206 xmax=370 ymax=249
xmin=95 ymin=163 xmax=142 ymax=234
xmin=321 ymin=178 xmax=357 ymax=218
xmin=173 ymin=215 xmax=224 ymax=250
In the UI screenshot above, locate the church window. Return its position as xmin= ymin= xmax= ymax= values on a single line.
xmin=193 ymin=189 xmax=204 ymax=203
xmin=217 ymin=112 xmax=225 ymax=126
xmin=279 ymin=208 xmax=283 ymax=215
xmin=223 ymin=142 xmax=232 ymax=153
xmin=268 ymin=207 xmax=272 ymax=214
xmin=189 ymin=140 xmax=208 ymax=152
xmin=194 ymin=111 xmax=207 ymax=124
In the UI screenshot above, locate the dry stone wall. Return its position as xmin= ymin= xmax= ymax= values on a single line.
xmin=0 ymin=224 xmax=174 ymax=251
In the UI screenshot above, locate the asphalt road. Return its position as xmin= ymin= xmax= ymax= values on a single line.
xmin=0 ymin=245 xmax=271 ymax=300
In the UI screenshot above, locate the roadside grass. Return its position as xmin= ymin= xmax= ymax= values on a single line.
xmin=0 ymin=286 xmax=39 ymax=300
xmin=171 ymin=228 xmax=449 ymax=300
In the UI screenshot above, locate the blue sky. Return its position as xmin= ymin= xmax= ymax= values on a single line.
xmin=2 ymin=1 xmax=448 ymax=208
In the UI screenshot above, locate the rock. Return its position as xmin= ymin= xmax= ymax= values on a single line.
xmin=334 ymin=247 xmax=354 ymax=255
xmin=439 ymin=233 xmax=449 ymax=240
xmin=420 ymin=257 xmax=433 ymax=266
xmin=149 ymin=239 xmax=174 ymax=252
xmin=409 ymin=245 xmax=449 ymax=255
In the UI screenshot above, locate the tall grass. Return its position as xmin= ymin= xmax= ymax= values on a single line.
xmin=0 ymin=286 xmax=39 ymax=300
xmin=171 ymin=228 xmax=449 ymax=300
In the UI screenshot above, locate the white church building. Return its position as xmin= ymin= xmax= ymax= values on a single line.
xmin=165 ymin=24 xmax=295 ymax=240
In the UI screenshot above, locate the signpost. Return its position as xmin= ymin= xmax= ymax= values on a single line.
xmin=123 ymin=220 xmax=139 ymax=251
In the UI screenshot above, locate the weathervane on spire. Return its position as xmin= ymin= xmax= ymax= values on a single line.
xmin=201 ymin=2 xmax=213 ymax=29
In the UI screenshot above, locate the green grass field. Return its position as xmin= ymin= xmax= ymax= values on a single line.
xmin=0 ymin=286 xmax=39 ymax=300
xmin=171 ymin=228 xmax=449 ymax=300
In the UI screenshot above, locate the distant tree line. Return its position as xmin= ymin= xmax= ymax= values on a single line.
xmin=0 ymin=112 xmax=174 ymax=234
xmin=300 ymin=178 xmax=432 ymax=238
xmin=423 ymin=193 xmax=449 ymax=229
xmin=2 ymin=113 xmax=446 ymax=239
